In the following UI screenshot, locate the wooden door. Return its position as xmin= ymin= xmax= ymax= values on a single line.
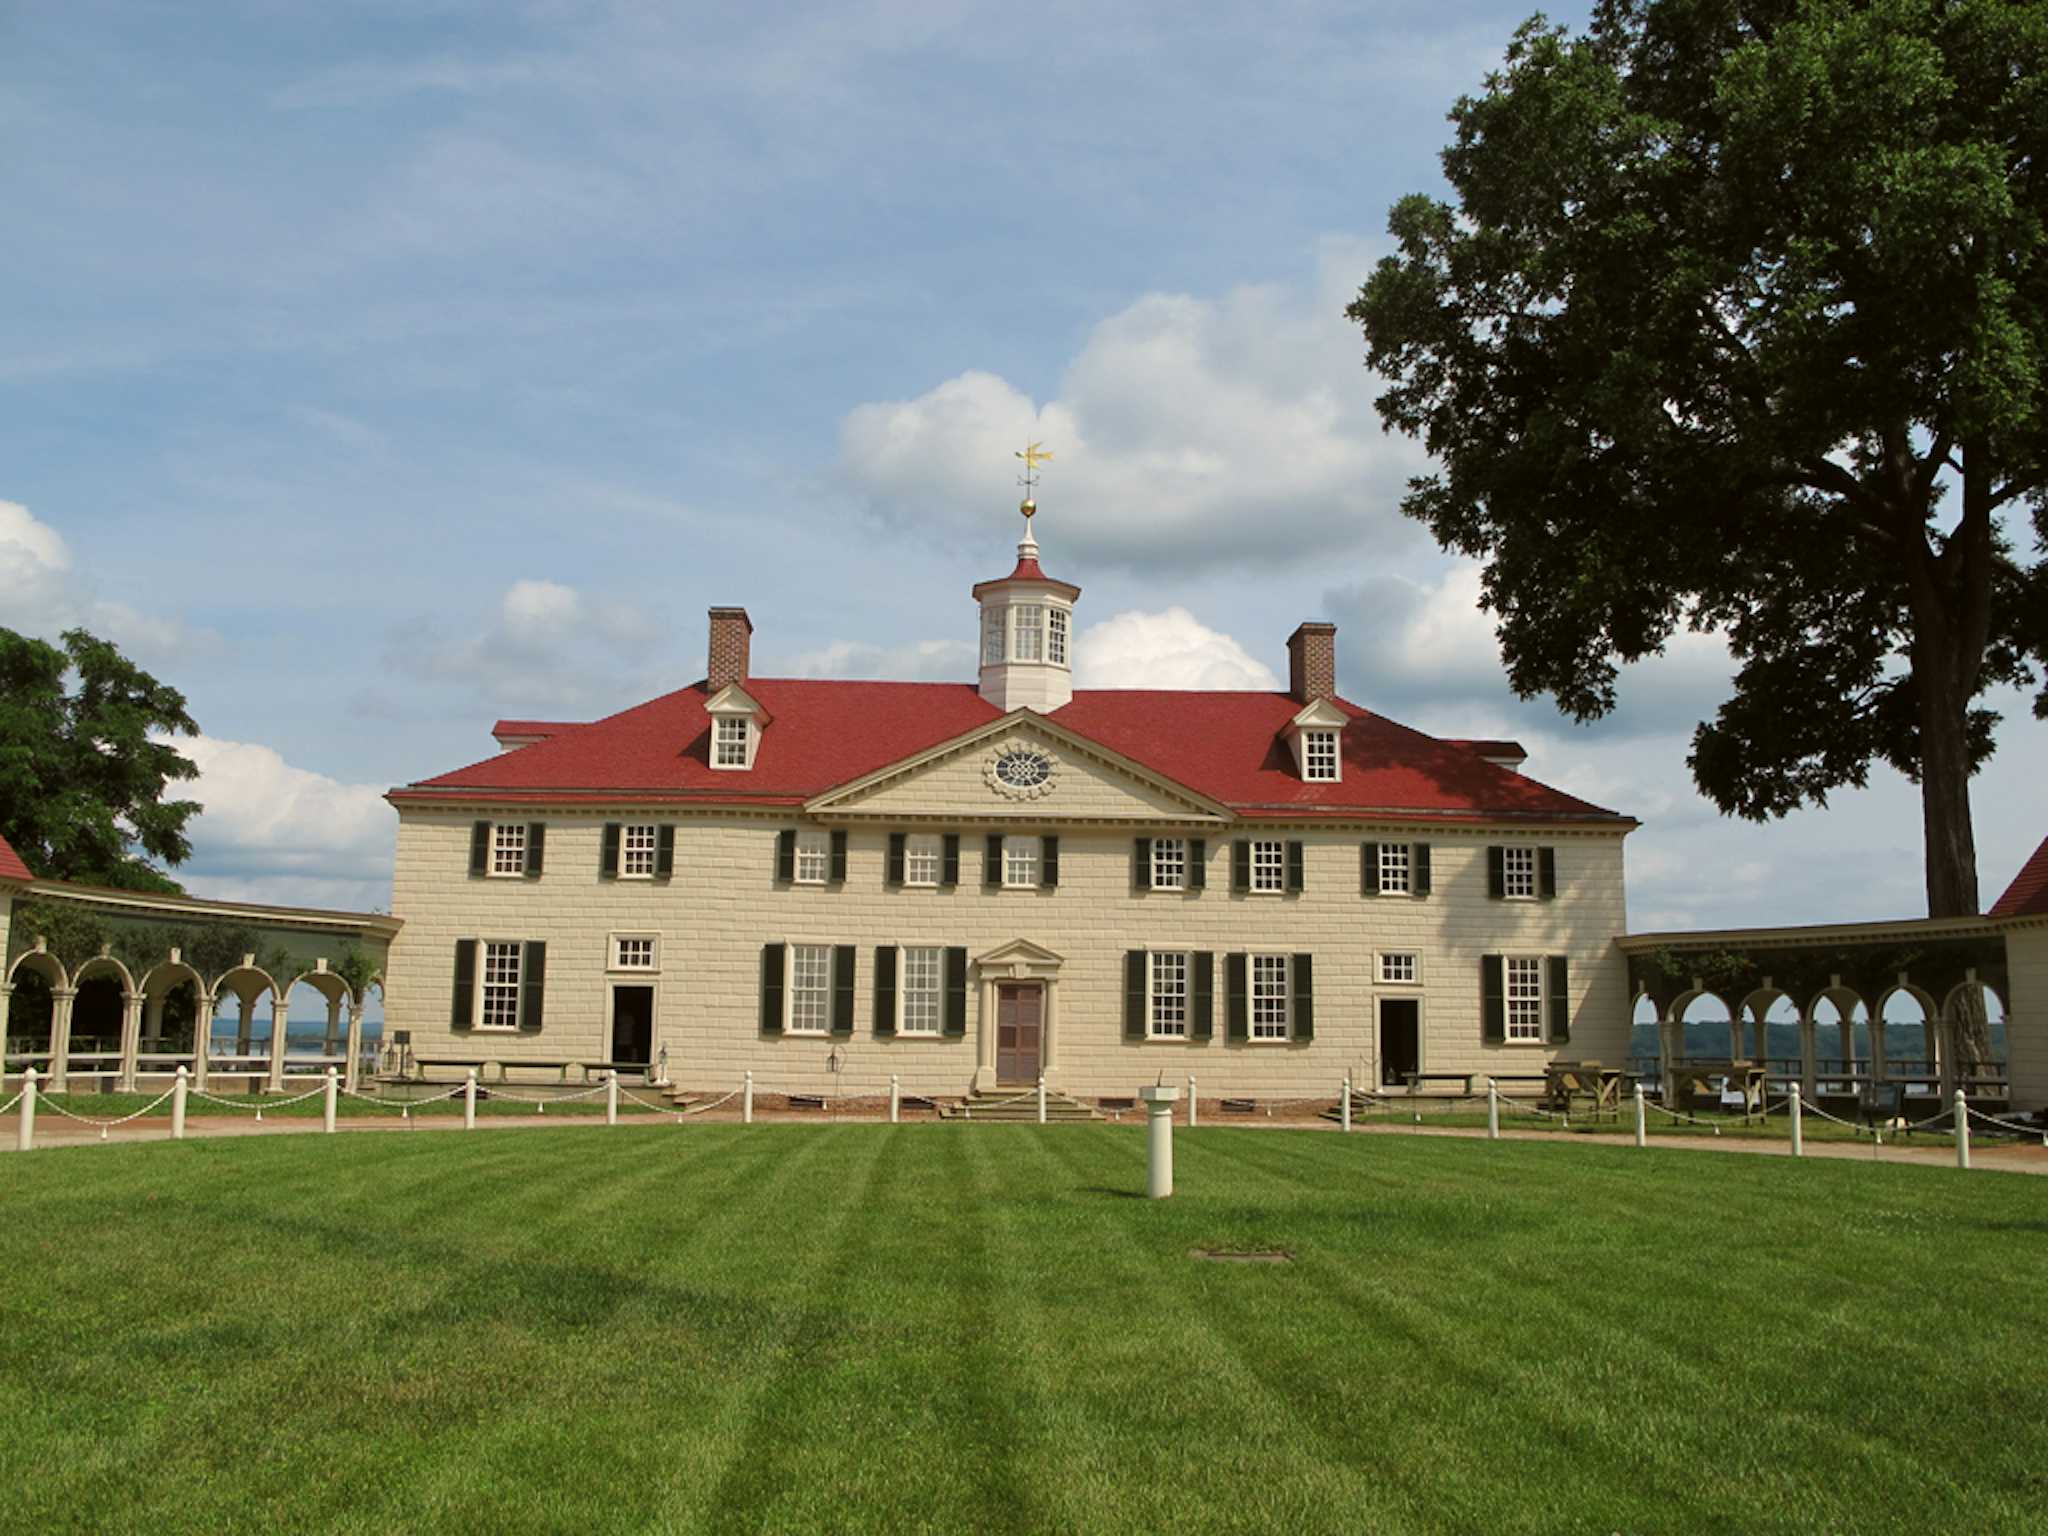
xmin=996 ymin=984 xmax=1042 ymax=1084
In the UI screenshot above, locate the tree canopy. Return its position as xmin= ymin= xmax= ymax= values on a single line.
xmin=1350 ymin=0 xmax=2047 ymax=918
xmin=0 ymin=627 xmax=201 ymax=893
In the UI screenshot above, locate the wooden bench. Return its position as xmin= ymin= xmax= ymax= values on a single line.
xmin=412 ymin=1056 xmax=489 ymax=1081
xmin=1403 ymin=1071 xmax=1476 ymax=1095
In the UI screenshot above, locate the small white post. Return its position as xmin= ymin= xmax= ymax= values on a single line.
xmin=1037 ymin=1073 xmax=1047 ymax=1125
xmin=1955 ymin=1087 xmax=1970 ymax=1171
xmin=1138 ymin=1084 xmax=1181 ymax=1198
xmin=1486 ymin=1078 xmax=1500 ymax=1141
xmin=743 ymin=1070 xmax=754 ymax=1125
xmin=18 ymin=1065 xmax=37 ymax=1151
xmin=172 ymin=1066 xmax=188 ymax=1141
xmin=323 ymin=1067 xmax=338 ymax=1134
xmin=889 ymin=1074 xmax=900 ymax=1124
xmin=1187 ymin=1074 xmax=1197 ymax=1128
xmin=1789 ymin=1090 xmax=1804 ymax=1158
xmin=1633 ymin=1081 xmax=1646 ymax=1148
xmin=606 ymin=1072 xmax=619 ymax=1126
xmin=464 ymin=1070 xmax=477 ymax=1131
xmin=1341 ymin=1075 xmax=1352 ymax=1133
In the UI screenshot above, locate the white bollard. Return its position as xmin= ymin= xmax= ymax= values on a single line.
xmin=1137 ymin=1084 xmax=1181 ymax=1198
xmin=606 ymin=1073 xmax=619 ymax=1126
xmin=323 ymin=1068 xmax=338 ymax=1134
xmin=1341 ymin=1075 xmax=1352 ymax=1133
xmin=1487 ymin=1079 xmax=1500 ymax=1141
xmin=1956 ymin=1088 xmax=1970 ymax=1171
xmin=1037 ymin=1073 xmax=1047 ymax=1125
xmin=1188 ymin=1074 xmax=1197 ymax=1129
xmin=18 ymin=1065 xmax=37 ymax=1151
xmin=463 ymin=1070 xmax=477 ymax=1130
xmin=1789 ymin=1091 xmax=1803 ymax=1158
xmin=172 ymin=1066 xmax=189 ymax=1141
xmin=890 ymin=1074 xmax=900 ymax=1125
xmin=1634 ymin=1081 xmax=1646 ymax=1148
xmin=743 ymin=1070 xmax=754 ymax=1125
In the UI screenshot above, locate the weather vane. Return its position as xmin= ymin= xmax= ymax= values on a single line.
xmin=1014 ymin=440 xmax=1053 ymax=515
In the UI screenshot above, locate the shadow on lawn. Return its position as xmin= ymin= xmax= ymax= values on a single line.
xmin=1076 ymin=1185 xmax=1147 ymax=1201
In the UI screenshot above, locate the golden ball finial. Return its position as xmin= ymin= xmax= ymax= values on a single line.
xmin=1020 ymin=498 xmax=1037 ymax=519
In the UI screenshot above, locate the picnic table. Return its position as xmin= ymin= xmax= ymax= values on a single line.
xmin=1673 ymin=1060 xmax=1768 ymax=1115
xmin=1543 ymin=1061 xmax=1624 ymax=1117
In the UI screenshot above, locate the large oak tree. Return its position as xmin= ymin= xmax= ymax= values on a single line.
xmin=1351 ymin=0 xmax=2047 ymax=924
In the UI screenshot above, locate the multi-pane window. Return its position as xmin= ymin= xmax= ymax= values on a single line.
xmin=904 ymin=834 xmax=941 ymax=887
xmin=795 ymin=830 xmax=831 ymax=885
xmin=900 ymin=946 xmax=942 ymax=1035
xmin=788 ymin=945 xmax=832 ymax=1034
xmin=490 ymin=823 xmax=527 ymax=877
xmin=1506 ymin=956 xmax=1544 ymax=1041
xmin=1149 ymin=951 xmax=1189 ymax=1038
xmin=1003 ymin=836 xmax=1039 ymax=887
xmin=982 ymin=607 xmax=1006 ymax=664
xmin=714 ymin=716 xmax=750 ymax=767
xmin=1047 ymin=608 xmax=1068 ymax=665
xmin=1013 ymin=604 xmax=1044 ymax=662
xmin=1151 ymin=838 xmax=1187 ymax=890
xmin=1502 ymin=846 xmax=1537 ymax=898
xmin=1303 ymin=730 xmax=1339 ymax=781
xmin=1379 ymin=843 xmax=1411 ymax=895
xmin=621 ymin=823 xmax=658 ymax=877
xmin=1251 ymin=840 xmax=1285 ymax=893
xmin=1251 ymin=954 xmax=1290 ymax=1040
xmin=1379 ymin=952 xmax=1418 ymax=985
xmin=480 ymin=942 xmax=522 ymax=1029
xmin=613 ymin=936 xmax=656 ymax=971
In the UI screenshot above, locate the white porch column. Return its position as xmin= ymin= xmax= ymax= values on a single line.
xmin=49 ymin=987 xmax=77 ymax=1094
xmin=344 ymin=1004 xmax=365 ymax=1093
xmin=117 ymin=992 xmax=145 ymax=1093
xmin=974 ymin=972 xmax=998 ymax=1092
xmin=267 ymin=999 xmax=290 ymax=1092
xmin=1040 ymin=977 xmax=1059 ymax=1082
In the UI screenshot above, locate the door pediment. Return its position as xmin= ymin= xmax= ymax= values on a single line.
xmin=976 ymin=938 xmax=1064 ymax=980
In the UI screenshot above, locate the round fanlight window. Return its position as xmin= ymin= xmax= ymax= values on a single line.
xmin=986 ymin=745 xmax=1059 ymax=800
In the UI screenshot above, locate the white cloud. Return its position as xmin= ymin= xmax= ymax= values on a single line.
xmin=838 ymin=239 xmax=1428 ymax=572
xmin=0 ymin=499 xmax=218 ymax=662
xmin=1075 ymin=607 xmax=1281 ymax=691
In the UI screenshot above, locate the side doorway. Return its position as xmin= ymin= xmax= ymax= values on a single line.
xmin=1378 ymin=998 xmax=1420 ymax=1089
xmin=609 ymin=983 xmax=655 ymax=1071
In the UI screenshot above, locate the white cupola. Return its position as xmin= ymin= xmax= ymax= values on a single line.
xmin=971 ymin=498 xmax=1080 ymax=712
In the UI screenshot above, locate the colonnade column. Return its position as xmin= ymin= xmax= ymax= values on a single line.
xmin=1798 ymin=1016 xmax=1817 ymax=1100
xmin=49 ymin=987 xmax=77 ymax=1093
xmin=323 ymin=995 xmax=342 ymax=1058
xmin=193 ymin=992 xmax=213 ymax=1091
xmin=267 ymin=999 xmax=290 ymax=1092
xmin=143 ymin=992 xmax=166 ymax=1053
xmin=234 ymin=995 xmax=253 ymax=1058
xmin=344 ymin=1004 xmax=365 ymax=1093
xmin=116 ymin=992 xmax=145 ymax=1093
xmin=0 ymin=984 xmax=11 ymax=1082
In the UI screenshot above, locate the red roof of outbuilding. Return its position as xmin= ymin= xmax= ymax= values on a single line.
xmin=1990 ymin=836 xmax=2048 ymax=919
xmin=0 ymin=831 xmax=32 ymax=883
xmin=396 ymin=680 xmax=1625 ymax=825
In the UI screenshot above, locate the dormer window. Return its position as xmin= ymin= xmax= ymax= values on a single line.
xmin=705 ymin=682 xmax=765 ymax=771
xmin=714 ymin=716 xmax=750 ymax=768
xmin=1303 ymin=730 xmax=1339 ymax=781
xmin=1285 ymin=700 xmax=1347 ymax=782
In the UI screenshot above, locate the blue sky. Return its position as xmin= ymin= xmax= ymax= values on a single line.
xmin=3 ymin=0 xmax=2043 ymax=928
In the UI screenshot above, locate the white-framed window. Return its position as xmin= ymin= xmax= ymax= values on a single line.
xmin=1379 ymin=842 xmax=1411 ymax=895
xmin=1151 ymin=838 xmax=1186 ymax=891
xmin=904 ymin=834 xmax=941 ymax=887
xmin=1303 ymin=729 xmax=1340 ymax=781
xmin=1250 ymin=954 xmax=1290 ymax=1041
xmin=982 ymin=607 xmax=1006 ymax=664
xmin=1149 ymin=951 xmax=1189 ymax=1039
xmin=899 ymin=946 xmax=943 ymax=1036
xmin=794 ymin=830 xmax=831 ymax=885
xmin=1013 ymin=604 xmax=1043 ymax=662
xmin=713 ymin=716 xmax=750 ymax=769
xmin=479 ymin=942 xmax=523 ymax=1029
xmin=490 ymin=823 xmax=527 ymax=878
xmin=1251 ymin=840 xmax=1285 ymax=894
xmin=1378 ymin=952 xmax=1419 ymax=985
xmin=787 ymin=944 xmax=832 ymax=1035
xmin=611 ymin=934 xmax=657 ymax=972
xmin=1003 ymin=836 xmax=1039 ymax=888
xmin=1506 ymin=956 xmax=1544 ymax=1041
xmin=1503 ymin=845 xmax=1537 ymax=899
xmin=1047 ymin=607 xmax=1068 ymax=666
xmin=620 ymin=823 xmax=658 ymax=878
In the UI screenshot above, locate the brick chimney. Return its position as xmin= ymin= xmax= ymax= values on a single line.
xmin=1286 ymin=621 xmax=1336 ymax=703
xmin=707 ymin=607 xmax=753 ymax=691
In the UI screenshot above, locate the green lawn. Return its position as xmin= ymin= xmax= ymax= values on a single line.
xmin=4 ymin=1126 xmax=2043 ymax=1534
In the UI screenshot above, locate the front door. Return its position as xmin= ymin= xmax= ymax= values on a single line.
xmin=996 ymin=983 xmax=1042 ymax=1084
xmin=1379 ymin=998 xmax=1420 ymax=1088
xmin=610 ymin=984 xmax=654 ymax=1067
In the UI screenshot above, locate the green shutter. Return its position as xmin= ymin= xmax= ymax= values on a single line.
xmin=830 ymin=831 xmax=848 ymax=885
xmin=1124 ymin=951 xmax=1146 ymax=1040
xmin=656 ymin=825 xmax=676 ymax=880
xmin=1226 ymin=954 xmax=1248 ymax=1041
xmin=1548 ymin=955 xmax=1570 ymax=1043
xmin=1414 ymin=843 xmax=1432 ymax=897
xmin=1231 ymin=841 xmax=1250 ymax=892
xmin=519 ymin=942 xmax=546 ymax=1032
xmin=761 ymin=944 xmax=786 ymax=1034
xmin=873 ymin=946 xmax=898 ymax=1035
xmin=1041 ymin=836 xmax=1059 ymax=888
xmin=886 ymin=833 xmax=906 ymax=887
xmin=1361 ymin=842 xmax=1380 ymax=896
xmin=468 ymin=822 xmax=490 ymax=877
xmin=1539 ymin=846 xmax=1558 ymax=899
xmin=1192 ymin=952 xmax=1214 ymax=1041
xmin=526 ymin=823 xmax=546 ymax=878
xmin=602 ymin=823 xmax=622 ymax=880
xmin=1134 ymin=838 xmax=1153 ymax=892
xmin=1482 ymin=955 xmax=1505 ymax=1043
xmin=941 ymin=834 xmax=960 ymax=888
xmin=943 ymin=947 xmax=968 ymax=1035
xmin=451 ymin=939 xmax=477 ymax=1029
xmin=1286 ymin=841 xmax=1305 ymax=893
xmin=1487 ymin=846 xmax=1506 ymax=899
xmin=1188 ymin=839 xmax=1206 ymax=890
xmin=1292 ymin=953 xmax=1314 ymax=1041
xmin=985 ymin=834 xmax=1004 ymax=888
xmin=831 ymin=945 xmax=856 ymax=1035
xmin=776 ymin=829 xmax=796 ymax=883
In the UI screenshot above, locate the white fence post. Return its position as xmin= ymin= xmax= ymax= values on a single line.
xmin=1955 ymin=1087 xmax=1970 ymax=1171
xmin=323 ymin=1067 xmax=338 ymax=1134
xmin=1187 ymin=1074 xmax=1197 ymax=1128
xmin=172 ymin=1065 xmax=189 ymax=1141
xmin=18 ymin=1065 xmax=37 ymax=1151
xmin=1341 ymin=1075 xmax=1352 ymax=1133
xmin=1037 ymin=1073 xmax=1047 ymax=1125
xmin=889 ymin=1074 xmax=900 ymax=1124
xmin=743 ymin=1070 xmax=754 ymax=1125
xmin=1634 ymin=1081 xmax=1646 ymax=1148
xmin=464 ymin=1070 xmax=477 ymax=1131
xmin=1789 ymin=1090 xmax=1804 ymax=1158
xmin=1487 ymin=1078 xmax=1500 ymax=1141
xmin=606 ymin=1072 xmax=620 ymax=1126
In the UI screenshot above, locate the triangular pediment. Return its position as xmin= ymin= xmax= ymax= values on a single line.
xmin=808 ymin=711 xmax=1230 ymax=822
xmin=1288 ymin=698 xmax=1348 ymax=732
xmin=976 ymin=937 xmax=1065 ymax=969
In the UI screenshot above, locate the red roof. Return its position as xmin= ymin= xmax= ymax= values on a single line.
xmin=0 ymin=831 xmax=32 ymax=883
xmin=397 ymin=681 xmax=1624 ymax=825
xmin=1990 ymin=836 xmax=2048 ymax=919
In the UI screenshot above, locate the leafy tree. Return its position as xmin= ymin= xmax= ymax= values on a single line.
xmin=1350 ymin=0 xmax=2047 ymax=923
xmin=0 ymin=627 xmax=201 ymax=892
